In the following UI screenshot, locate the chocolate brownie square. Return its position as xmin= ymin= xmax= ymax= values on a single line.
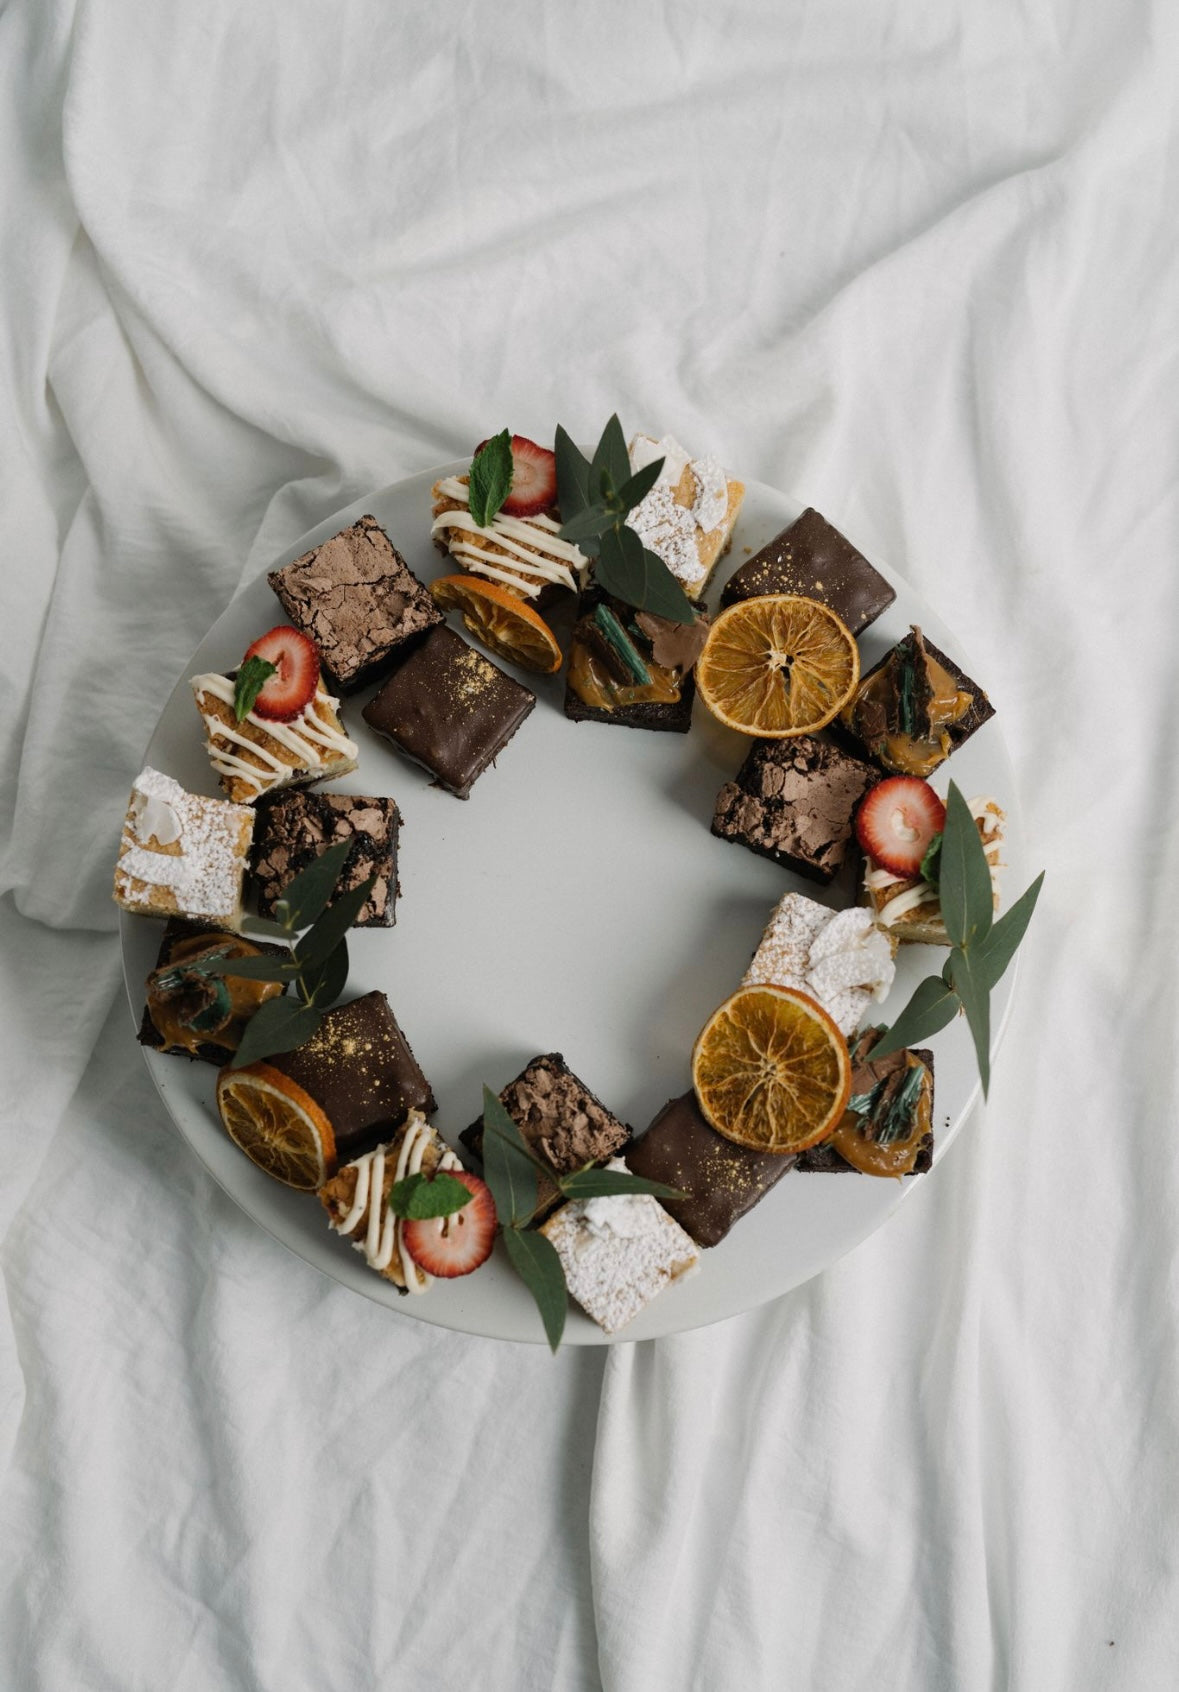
xmin=137 ymin=919 xmax=288 ymax=1067
xmin=362 ymin=624 xmax=535 ymax=798
xmin=837 ymin=625 xmax=995 ymax=775
xmin=251 ymin=792 xmax=399 ymax=928
xmin=720 ymin=508 xmax=896 ymax=635
xmin=271 ymin=991 xmax=435 ymax=1164
xmin=563 ymin=589 xmax=706 ymax=734
xmin=626 ymin=1090 xmax=793 ymax=1248
xmin=795 ymin=1035 xmax=935 ymax=1176
xmin=268 ymin=515 xmax=442 ymax=693
xmin=711 ymin=734 xmax=878 ymax=884
xmin=461 ymin=1052 xmax=632 ymax=1216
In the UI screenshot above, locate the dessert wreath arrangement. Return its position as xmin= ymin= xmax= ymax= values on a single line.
xmin=115 ymin=419 xmax=1043 ymax=1349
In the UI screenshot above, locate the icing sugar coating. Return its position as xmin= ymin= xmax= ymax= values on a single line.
xmin=114 ymin=766 xmax=253 ymax=925
xmin=625 ymin=434 xmax=735 ymax=593
xmin=743 ymin=891 xmax=895 ymax=1036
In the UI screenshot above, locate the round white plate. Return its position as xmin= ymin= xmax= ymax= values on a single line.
xmin=121 ymin=465 xmax=1023 ymax=1345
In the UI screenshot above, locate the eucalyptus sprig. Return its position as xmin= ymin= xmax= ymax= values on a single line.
xmin=478 ymin=1085 xmax=683 ymax=1352
xmin=184 ymin=838 xmax=374 ymax=1068
xmin=871 ymin=782 xmax=1044 ymax=1095
xmin=554 ymin=416 xmax=697 ymax=625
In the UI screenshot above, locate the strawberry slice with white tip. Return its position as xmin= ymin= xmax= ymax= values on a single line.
xmin=501 ymin=435 xmax=557 ymax=517
xmin=402 ymin=1170 xmax=497 ymax=1279
xmin=855 ymin=777 xmax=946 ymax=877
xmin=241 ymin=625 xmax=320 ymax=720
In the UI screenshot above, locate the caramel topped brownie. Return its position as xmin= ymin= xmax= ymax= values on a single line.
xmin=564 ymin=589 xmax=709 ymax=733
xmin=839 ymin=625 xmax=994 ymax=777
xmin=796 ymin=1029 xmax=935 ymax=1178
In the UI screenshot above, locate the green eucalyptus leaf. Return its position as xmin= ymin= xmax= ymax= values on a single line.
xmin=870 ymin=974 xmax=961 ymax=1061
xmin=559 ymin=504 xmax=616 ymax=544
xmin=591 ymin=414 xmax=631 ymax=499
xmin=228 ymin=997 xmax=322 ymax=1068
xmin=592 ymin=525 xmax=696 ymax=624
xmin=559 ymin=1168 xmax=685 ymax=1202
xmin=295 ymin=873 xmax=376 ymax=969
xmin=277 ymin=838 xmax=353 ymax=932
xmin=972 ymin=872 xmax=1044 ymax=991
xmin=479 ymin=1086 xmax=541 ymax=1227
xmin=554 ymin=424 xmax=591 ymax=516
xmin=468 ymin=429 xmax=513 ymax=526
xmin=946 ymin=946 xmax=991 ymax=1096
xmin=298 ymin=937 xmax=349 ymax=1008
xmin=939 ymin=783 xmax=994 ymax=949
xmin=389 ymin=1170 xmax=474 ymax=1221
xmin=204 ymin=953 xmax=297 ymax=983
xmin=502 ymin=1226 xmax=567 ymax=1354
xmin=615 ymin=458 xmax=664 ymax=513
xmin=233 ymin=656 xmax=278 ymax=722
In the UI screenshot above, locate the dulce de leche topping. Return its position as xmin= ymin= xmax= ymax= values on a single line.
xmin=567 ymin=628 xmax=683 ymax=712
xmin=829 ymin=1043 xmax=932 ymax=1177
xmin=146 ymin=935 xmax=284 ymax=1056
xmin=844 ymin=627 xmax=973 ymax=776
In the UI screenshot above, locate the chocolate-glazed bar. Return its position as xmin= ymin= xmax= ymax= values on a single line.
xmin=563 ymin=587 xmax=708 ymax=734
xmin=796 ymin=1032 xmax=935 ymax=1177
xmin=268 ymin=515 xmax=443 ymax=694
xmin=720 ymin=508 xmax=896 ymax=636
xmin=362 ymin=624 xmax=535 ymax=798
xmin=251 ymin=791 xmax=400 ymax=928
xmin=270 ymin=991 xmax=435 ymax=1164
xmin=837 ymin=625 xmax=995 ymax=776
xmin=711 ymin=734 xmax=878 ymax=884
xmin=626 ymin=1091 xmax=793 ymax=1248
xmin=461 ymin=1052 xmax=632 ymax=1215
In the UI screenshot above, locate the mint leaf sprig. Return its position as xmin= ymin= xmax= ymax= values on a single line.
xmin=388 ymin=1170 xmax=474 ymax=1221
xmin=479 ymin=1084 xmax=683 ymax=1352
xmin=554 ymin=417 xmax=697 ymax=625
xmin=467 ymin=429 xmax=514 ymax=526
xmin=233 ymin=655 xmax=278 ymax=722
xmin=871 ymin=782 xmax=1044 ymax=1095
xmin=182 ymin=839 xmax=374 ymax=1068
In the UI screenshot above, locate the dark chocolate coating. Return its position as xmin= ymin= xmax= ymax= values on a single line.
xmin=836 ymin=631 xmax=995 ymax=771
xmin=461 ymin=1052 xmax=632 ymax=1215
xmin=268 ymin=515 xmax=443 ymax=693
xmin=271 ymin=991 xmax=435 ymax=1164
xmin=711 ymin=734 xmax=878 ymax=883
xmin=137 ymin=919 xmax=288 ymax=1066
xmin=362 ymin=624 xmax=535 ymax=798
xmin=795 ymin=1047 xmax=935 ymax=1175
xmin=251 ymin=792 xmax=399 ymax=928
xmin=626 ymin=1091 xmax=793 ymax=1247
xmin=720 ymin=508 xmax=896 ymax=636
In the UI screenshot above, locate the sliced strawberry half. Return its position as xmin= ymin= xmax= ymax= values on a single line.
xmin=402 ymin=1170 xmax=497 ymax=1279
xmin=855 ymin=777 xmax=946 ymax=877
xmin=501 ymin=435 xmax=557 ymax=517
xmin=241 ymin=625 xmax=320 ymax=720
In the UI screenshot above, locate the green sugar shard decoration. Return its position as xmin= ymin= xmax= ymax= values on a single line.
xmin=591 ymin=602 xmax=651 ymax=685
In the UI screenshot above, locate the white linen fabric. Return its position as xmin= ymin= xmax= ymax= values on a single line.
xmin=2 ymin=1 xmax=1176 ymax=1687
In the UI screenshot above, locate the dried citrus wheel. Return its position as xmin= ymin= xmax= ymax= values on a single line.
xmin=429 ymin=574 xmax=563 ymax=674
xmin=691 ymin=984 xmax=852 ymax=1154
xmin=695 ymin=595 xmax=859 ymax=736
xmin=216 ymin=1062 xmax=337 ymax=1191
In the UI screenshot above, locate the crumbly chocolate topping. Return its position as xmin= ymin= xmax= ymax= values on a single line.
xmin=251 ymin=791 xmax=399 ymax=927
xmin=268 ymin=516 xmax=442 ymax=690
xmin=634 ymin=609 xmax=711 ymax=672
xmin=711 ymin=735 xmax=878 ymax=883
xmin=500 ymin=1054 xmax=631 ymax=1175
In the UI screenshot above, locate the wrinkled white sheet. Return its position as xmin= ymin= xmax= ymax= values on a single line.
xmin=3 ymin=2 xmax=1177 ymax=1687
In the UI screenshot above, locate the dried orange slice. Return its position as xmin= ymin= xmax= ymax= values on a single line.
xmin=695 ymin=595 xmax=859 ymax=736
xmin=430 ymin=574 xmax=563 ymax=674
xmin=216 ymin=1062 xmax=337 ymax=1190
xmin=691 ymin=984 xmax=852 ymax=1154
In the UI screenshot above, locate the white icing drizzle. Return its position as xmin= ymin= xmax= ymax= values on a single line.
xmin=868 ymin=797 xmax=1006 ymax=929
xmin=191 ymin=673 xmax=357 ymax=800
xmin=431 ymin=477 xmax=583 ymax=597
xmin=329 ymin=1111 xmax=461 ymax=1295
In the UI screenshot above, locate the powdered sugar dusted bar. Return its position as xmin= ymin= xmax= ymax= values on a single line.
xmin=626 ymin=434 xmax=744 ymax=600
xmin=113 ymin=766 xmax=253 ymax=928
xmin=539 ymin=1160 xmax=699 ymax=1335
xmin=743 ymin=891 xmax=895 ymax=1037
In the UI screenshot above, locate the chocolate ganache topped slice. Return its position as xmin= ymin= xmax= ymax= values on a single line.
xmin=720 ymin=507 xmax=896 ymax=636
